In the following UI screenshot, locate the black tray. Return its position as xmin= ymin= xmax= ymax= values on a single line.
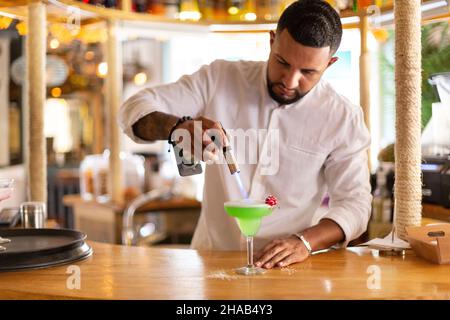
xmin=0 ymin=228 xmax=93 ymax=272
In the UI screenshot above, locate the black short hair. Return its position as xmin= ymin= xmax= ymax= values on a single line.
xmin=276 ymin=0 xmax=343 ymax=55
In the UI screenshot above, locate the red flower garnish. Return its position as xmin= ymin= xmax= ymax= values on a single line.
xmin=265 ymin=195 xmax=278 ymax=207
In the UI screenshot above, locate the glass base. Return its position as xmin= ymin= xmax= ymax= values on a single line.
xmin=235 ymin=266 xmax=266 ymax=275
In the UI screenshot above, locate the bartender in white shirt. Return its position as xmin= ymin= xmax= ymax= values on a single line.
xmin=119 ymin=0 xmax=372 ymax=269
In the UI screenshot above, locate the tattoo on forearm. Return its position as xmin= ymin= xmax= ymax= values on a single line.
xmin=132 ymin=111 xmax=179 ymax=141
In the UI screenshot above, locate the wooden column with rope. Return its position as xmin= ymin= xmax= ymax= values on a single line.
xmin=106 ymin=19 xmax=124 ymax=204
xmin=120 ymin=0 xmax=132 ymax=12
xmin=394 ymin=0 xmax=422 ymax=240
xmin=27 ymin=1 xmax=47 ymax=202
xmin=359 ymin=12 xmax=371 ymax=171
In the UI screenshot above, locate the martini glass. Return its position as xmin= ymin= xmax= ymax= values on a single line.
xmin=224 ymin=199 xmax=275 ymax=275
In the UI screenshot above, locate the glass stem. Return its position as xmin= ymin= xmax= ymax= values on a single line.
xmin=246 ymin=236 xmax=254 ymax=268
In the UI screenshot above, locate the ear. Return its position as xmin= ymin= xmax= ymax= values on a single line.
xmin=269 ymin=30 xmax=275 ymax=47
xmin=327 ymin=56 xmax=339 ymax=68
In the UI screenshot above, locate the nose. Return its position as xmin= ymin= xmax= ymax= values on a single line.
xmin=281 ymin=69 xmax=301 ymax=90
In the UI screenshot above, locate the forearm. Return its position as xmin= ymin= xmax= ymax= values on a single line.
xmin=132 ymin=111 xmax=180 ymax=141
xmin=300 ymin=218 xmax=345 ymax=252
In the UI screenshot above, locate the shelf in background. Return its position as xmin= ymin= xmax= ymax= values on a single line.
xmin=0 ymin=0 xmax=30 ymax=6
xmin=0 ymin=0 xmax=447 ymax=32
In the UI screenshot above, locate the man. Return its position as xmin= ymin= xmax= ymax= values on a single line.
xmin=119 ymin=0 xmax=372 ymax=269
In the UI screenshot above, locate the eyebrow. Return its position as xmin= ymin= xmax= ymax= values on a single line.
xmin=275 ymin=54 xmax=319 ymax=73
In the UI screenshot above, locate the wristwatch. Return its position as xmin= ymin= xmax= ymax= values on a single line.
xmin=294 ymin=233 xmax=313 ymax=256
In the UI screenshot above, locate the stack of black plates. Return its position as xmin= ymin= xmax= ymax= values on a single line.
xmin=0 ymin=229 xmax=93 ymax=272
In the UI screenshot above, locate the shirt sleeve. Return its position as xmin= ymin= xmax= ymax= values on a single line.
xmin=118 ymin=60 xmax=220 ymax=143
xmin=322 ymin=107 xmax=372 ymax=247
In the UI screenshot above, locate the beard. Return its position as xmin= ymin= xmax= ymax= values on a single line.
xmin=267 ymin=76 xmax=307 ymax=105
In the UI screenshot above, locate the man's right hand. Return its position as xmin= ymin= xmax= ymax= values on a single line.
xmin=171 ymin=116 xmax=229 ymax=164
xmin=132 ymin=111 xmax=229 ymax=164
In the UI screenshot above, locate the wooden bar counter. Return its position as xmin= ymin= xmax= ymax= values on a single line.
xmin=1 ymin=241 xmax=450 ymax=300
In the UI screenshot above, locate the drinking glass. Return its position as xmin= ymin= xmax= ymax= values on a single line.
xmin=224 ymin=200 xmax=275 ymax=275
xmin=20 ymin=202 xmax=46 ymax=229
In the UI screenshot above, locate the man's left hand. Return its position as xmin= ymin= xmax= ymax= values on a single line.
xmin=254 ymin=235 xmax=309 ymax=269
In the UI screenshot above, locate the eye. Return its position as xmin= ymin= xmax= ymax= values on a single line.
xmin=277 ymin=59 xmax=289 ymax=66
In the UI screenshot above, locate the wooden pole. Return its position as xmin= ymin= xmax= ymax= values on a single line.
xmin=120 ymin=0 xmax=132 ymax=12
xmin=27 ymin=1 xmax=47 ymax=203
xmin=359 ymin=13 xmax=371 ymax=171
xmin=394 ymin=0 xmax=422 ymax=240
xmin=106 ymin=19 xmax=124 ymax=204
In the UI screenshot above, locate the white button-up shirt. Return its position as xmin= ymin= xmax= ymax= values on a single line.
xmin=119 ymin=59 xmax=372 ymax=251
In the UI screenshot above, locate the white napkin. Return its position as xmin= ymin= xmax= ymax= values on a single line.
xmin=359 ymin=230 xmax=411 ymax=249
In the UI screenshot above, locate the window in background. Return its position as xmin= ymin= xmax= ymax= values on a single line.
xmin=378 ymin=29 xmax=395 ymax=153
xmin=44 ymin=97 xmax=93 ymax=166
xmin=378 ymin=22 xmax=450 ymax=162
xmin=324 ymin=28 xmax=381 ymax=171
xmin=162 ymin=32 xmax=270 ymax=83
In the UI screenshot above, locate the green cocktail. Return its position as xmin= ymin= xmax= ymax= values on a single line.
xmin=224 ymin=201 xmax=272 ymax=236
xmin=224 ymin=200 xmax=275 ymax=275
